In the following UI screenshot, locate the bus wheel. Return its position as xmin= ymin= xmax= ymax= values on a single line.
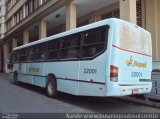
xmin=46 ymin=76 xmax=57 ymax=98
xmin=13 ymin=72 xmax=19 ymax=84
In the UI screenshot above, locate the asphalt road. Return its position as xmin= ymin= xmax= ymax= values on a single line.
xmin=0 ymin=74 xmax=159 ymax=113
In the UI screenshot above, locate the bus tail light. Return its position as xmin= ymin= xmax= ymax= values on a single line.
xmin=110 ymin=65 xmax=118 ymax=82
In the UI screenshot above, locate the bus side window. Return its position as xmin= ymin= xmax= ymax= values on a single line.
xmin=11 ymin=53 xmax=15 ymax=64
xmin=34 ymin=43 xmax=45 ymax=61
xmin=8 ymin=52 xmax=13 ymax=67
xmin=45 ymin=40 xmax=60 ymax=60
xmin=15 ymin=51 xmax=20 ymax=63
xmin=81 ymin=26 xmax=106 ymax=58
xmin=27 ymin=46 xmax=35 ymax=61
xmin=19 ymin=48 xmax=27 ymax=62
xmin=60 ymin=33 xmax=80 ymax=59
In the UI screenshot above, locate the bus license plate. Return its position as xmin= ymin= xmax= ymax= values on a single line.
xmin=132 ymin=89 xmax=139 ymax=94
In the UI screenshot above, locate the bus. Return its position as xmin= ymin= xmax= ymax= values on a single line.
xmin=8 ymin=18 xmax=152 ymax=98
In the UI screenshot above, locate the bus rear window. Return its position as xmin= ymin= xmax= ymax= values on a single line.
xmin=119 ymin=24 xmax=152 ymax=56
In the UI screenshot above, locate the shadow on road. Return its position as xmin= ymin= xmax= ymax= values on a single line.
xmin=57 ymin=93 xmax=125 ymax=112
xmin=12 ymin=82 xmax=47 ymax=96
xmin=11 ymin=82 xmax=132 ymax=112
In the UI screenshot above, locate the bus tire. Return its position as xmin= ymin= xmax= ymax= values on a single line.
xmin=46 ymin=75 xmax=57 ymax=98
xmin=13 ymin=72 xmax=19 ymax=84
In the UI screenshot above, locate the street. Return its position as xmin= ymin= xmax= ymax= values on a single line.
xmin=0 ymin=75 xmax=159 ymax=113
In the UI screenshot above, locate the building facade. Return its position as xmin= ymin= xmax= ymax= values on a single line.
xmin=0 ymin=0 xmax=160 ymax=73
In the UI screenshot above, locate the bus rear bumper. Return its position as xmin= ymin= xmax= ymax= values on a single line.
xmin=106 ymin=84 xmax=152 ymax=97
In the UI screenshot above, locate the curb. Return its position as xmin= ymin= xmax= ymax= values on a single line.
xmin=120 ymin=96 xmax=160 ymax=108
xmin=0 ymin=73 xmax=8 ymax=77
xmin=0 ymin=73 xmax=9 ymax=79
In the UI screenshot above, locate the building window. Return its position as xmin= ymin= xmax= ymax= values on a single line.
xmin=0 ymin=24 xmax=1 ymax=34
xmin=47 ymin=25 xmax=65 ymax=36
xmin=34 ymin=0 xmax=38 ymax=10
xmin=101 ymin=8 xmax=120 ymax=20
xmin=100 ymin=0 xmax=142 ymax=27
xmin=8 ymin=41 xmax=12 ymax=54
xmin=136 ymin=0 xmax=142 ymax=27
xmin=29 ymin=0 xmax=33 ymax=14
xmin=42 ymin=0 xmax=47 ymax=4
xmin=6 ymin=18 xmax=12 ymax=31
xmin=77 ymin=19 xmax=90 ymax=27
xmin=20 ymin=9 xmax=23 ymax=21
xmin=25 ymin=3 xmax=30 ymax=17
xmin=14 ymin=15 xmax=17 ymax=25
xmin=6 ymin=0 xmax=50 ymax=32
xmin=7 ymin=0 xmax=19 ymax=11
xmin=16 ymin=12 xmax=20 ymax=24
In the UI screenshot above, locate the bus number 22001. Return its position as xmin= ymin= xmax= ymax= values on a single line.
xmin=131 ymin=72 xmax=142 ymax=77
xmin=84 ymin=68 xmax=97 ymax=74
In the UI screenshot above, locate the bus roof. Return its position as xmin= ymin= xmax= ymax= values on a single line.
xmin=13 ymin=18 xmax=139 ymax=51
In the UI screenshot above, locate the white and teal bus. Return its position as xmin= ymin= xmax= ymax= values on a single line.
xmin=8 ymin=18 xmax=152 ymax=98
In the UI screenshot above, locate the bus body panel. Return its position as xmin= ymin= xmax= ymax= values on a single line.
xmin=107 ymin=48 xmax=152 ymax=96
xmin=106 ymin=20 xmax=152 ymax=96
xmin=78 ymin=53 xmax=107 ymax=96
xmin=14 ymin=63 xmax=26 ymax=74
xmin=106 ymin=82 xmax=152 ymax=96
xmin=32 ymin=76 xmax=46 ymax=87
xmin=25 ymin=63 xmax=45 ymax=76
xmin=77 ymin=24 xmax=112 ymax=96
xmin=14 ymin=63 xmax=46 ymax=87
xmin=111 ymin=47 xmax=152 ymax=84
xmin=18 ymin=73 xmax=33 ymax=84
xmin=77 ymin=82 xmax=106 ymax=96
xmin=14 ymin=63 xmax=32 ymax=83
xmin=44 ymin=61 xmax=79 ymax=95
xmin=26 ymin=62 xmax=46 ymax=87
